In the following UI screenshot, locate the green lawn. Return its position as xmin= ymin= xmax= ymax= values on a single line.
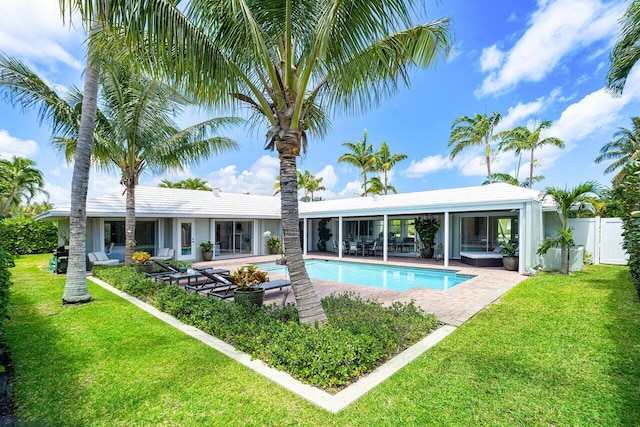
xmin=7 ymin=254 xmax=640 ymax=426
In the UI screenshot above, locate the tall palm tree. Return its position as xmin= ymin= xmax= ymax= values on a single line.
xmin=537 ymin=181 xmax=601 ymax=274
xmin=374 ymin=142 xmax=407 ymax=195
xmin=595 ymin=117 xmax=640 ymax=184
xmin=0 ymin=156 xmax=48 ymax=217
xmin=607 ymin=0 xmax=640 ymax=94
xmin=84 ymin=0 xmax=451 ymax=324
xmin=449 ymin=112 xmax=502 ymax=184
xmin=1 ymin=55 xmax=238 ymax=267
xmin=159 ymin=178 xmax=214 ymax=191
xmin=338 ymin=130 xmax=378 ymax=196
xmin=367 ymin=175 xmax=397 ymax=195
xmin=298 ymin=170 xmax=325 ymax=202
xmin=499 ymin=120 xmax=564 ymax=188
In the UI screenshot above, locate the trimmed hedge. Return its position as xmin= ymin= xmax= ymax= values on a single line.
xmin=618 ymin=162 xmax=640 ymax=295
xmin=93 ymin=266 xmax=439 ymax=391
xmin=0 ymin=218 xmax=57 ymax=255
xmin=0 ymin=250 xmax=14 ymax=339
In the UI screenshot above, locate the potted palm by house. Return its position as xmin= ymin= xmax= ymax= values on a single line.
xmin=231 ymin=265 xmax=269 ymax=307
xmin=200 ymin=240 xmax=214 ymax=261
xmin=132 ymin=251 xmax=153 ymax=273
xmin=267 ymin=235 xmax=281 ymax=255
xmin=414 ymin=217 xmax=440 ymax=258
xmin=501 ymin=241 xmax=519 ymax=271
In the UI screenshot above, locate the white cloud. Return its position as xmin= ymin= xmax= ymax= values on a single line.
xmin=0 ymin=1 xmax=83 ymax=70
xmin=204 ymin=155 xmax=280 ymax=195
xmin=316 ymin=165 xmax=338 ymax=190
xmin=495 ymin=98 xmax=547 ymax=133
xmin=479 ymin=45 xmax=505 ymax=72
xmin=477 ymin=0 xmax=625 ymax=96
xmin=338 ymin=180 xmax=364 ymax=198
xmin=403 ymin=154 xmax=454 ymax=178
xmin=0 ymin=130 xmax=39 ymax=159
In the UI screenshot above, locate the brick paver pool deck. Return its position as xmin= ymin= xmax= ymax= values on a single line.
xmin=194 ymin=252 xmax=527 ymax=326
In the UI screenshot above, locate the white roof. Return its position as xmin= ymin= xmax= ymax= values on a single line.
xmin=38 ymin=183 xmax=543 ymax=221
xmin=300 ymin=183 xmax=543 ymax=217
xmin=38 ymin=186 xmax=282 ymax=220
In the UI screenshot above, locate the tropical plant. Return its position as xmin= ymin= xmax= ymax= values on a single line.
xmin=266 ymin=236 xmax=281 ymax=251
xmin=298 ymin=170 xmax=325 ymax=202
xmin=482 ymin=172 xmax=544 ymax=187
xmin=366 ymin=176 xmax=397 ymax=195
xmin=449 ymin=112 xmax=502 ymax=184
xmin=230 ymin=265 xmax=268 ymax=290
xmin=338 ymin=130 xmax=378 ymax=196
xmin=498 ymin=120 xmax=564 ymax=188
xmin=536 ymin=181 xmax=601 ymax=274
xmin=15 ymin=201 xmax=54 ymax=219
xmin=607 ymin=0 xmax=640 ymax=94
xmin=317 ymin=218 xmax=332 ymax=251
xmin=158 ymin=177 xmax=213 ymax=191
xmin=501 ymin=241 xmax=518 ymax=257
xmin=132 ymin=251 xmax=151 ymax=264
xmin=413 ymin=217 xmax=440 ymax=253
xmin=84 ymin=0 xmax=451 ymax=325
xmin=199 ymin=240 xmax=214 ymax=252
xmin=0 ymin=156 xmax=48 ymax=217
xmin=374 ymin=142 xmax=407 ymax=195
xmin=595 ymin=117 xmax=640 ymax=184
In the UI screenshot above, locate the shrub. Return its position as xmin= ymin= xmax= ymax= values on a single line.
xmin=93 ymin=267 xmax=440 ymax=391
xmin=0 ymin=218 xmax=57 ymax=254
xmin=0 ymin=250 xmax=14 ymax=339
xmin=617 ymin=162 xmax=640 ymax=295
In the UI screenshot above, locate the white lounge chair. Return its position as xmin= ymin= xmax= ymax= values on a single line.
xmin=150 ymin=248 xmax=174 ymax=261
xmin=87 ymin=251 xmax=119 ymax=267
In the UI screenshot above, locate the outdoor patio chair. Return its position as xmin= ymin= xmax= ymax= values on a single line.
xmin=347 ymin=241 xmax=358 ymax=256
xmin=87 ymin=251 xmax=119 ymax=267
xmin=184 ymin=270 xmax=234 ymax=293
xmin=206 ymin=274 xmax=237 ymax=299
xmin=260 ymin=279 xmax=291 ymax=291
xmin=105 ymin=242 xmax=114 ymax=255
xmin=150 ymin=248 xmax=174 ymax=261
xmin=145 ymin=260 xmax=180 ymax=281
xmin=367 ymin=240 xmax=382 ymax=256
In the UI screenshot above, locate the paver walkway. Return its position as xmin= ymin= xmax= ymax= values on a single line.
xmin=194 ymin=252 xmax=526 ymax=326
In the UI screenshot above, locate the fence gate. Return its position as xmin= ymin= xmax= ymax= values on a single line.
xmin=599 ymin=218 xmax=628 ymax=265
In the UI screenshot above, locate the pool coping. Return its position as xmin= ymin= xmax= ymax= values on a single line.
xmin=88 ymin=275 xmax=456 ymax=413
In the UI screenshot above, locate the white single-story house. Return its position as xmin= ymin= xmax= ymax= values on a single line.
xmin=38 ymin=183 xmax=561 ymax=274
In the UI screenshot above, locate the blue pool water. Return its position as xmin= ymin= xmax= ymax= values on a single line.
xmin=257 ymin=259 xmax=474 ymax=291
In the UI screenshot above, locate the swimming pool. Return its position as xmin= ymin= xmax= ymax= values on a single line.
xmin=257 ymin=259 xmax=474 ymax=291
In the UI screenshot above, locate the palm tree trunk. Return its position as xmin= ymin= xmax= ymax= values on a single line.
xmin=279 ymin=143 xmax=327 ymax=325
xmin=384 ymin=171 xmax=389 ymax=195
xmin=485 ymin=141 xmax=492 ymax=184
xmin=529 ymin=148 xmax=535 ymax=188
xmin=362 ymin=172 xmax=368 ymax=196
xmin=0 ymin=187 xmax=18 ymax=216
xmin=560 ymin=243 xmax=569 ymax=274
xmin=62 ymin=53 xmax=100 ymax=304
xmin=124 ymin=178 xmax=136 ymax=266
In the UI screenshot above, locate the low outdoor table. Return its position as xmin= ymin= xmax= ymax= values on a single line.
xmin=169 ymin=271 xmax=202 ymax=287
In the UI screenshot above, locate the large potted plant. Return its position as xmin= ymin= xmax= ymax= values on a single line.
xmin=317 ymin=218 xmax=332 ymax=251
xmin=267 ymin=236 xmax=281 ymax=254
xmin=414 ymin=217 xmax=440 ymax=258
xmin=132 ymin=251 xmax=153 ymax=273
xmin=231 ymin=265 xmax=269 ymax=307
xmin=200 ymin=240 xmax=214 ymax=261
xmin=501 ymin=241 xmax=519 ymax=271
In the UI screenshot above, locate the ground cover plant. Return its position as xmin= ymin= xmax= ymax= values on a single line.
xmin=7 ymin=255 xmax=640 ymax=426
xmin=93 ymin=265 xmax=438 ymax=391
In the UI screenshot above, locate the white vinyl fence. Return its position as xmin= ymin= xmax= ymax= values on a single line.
xmin=567 ymin=217 xmax=628 ymax=265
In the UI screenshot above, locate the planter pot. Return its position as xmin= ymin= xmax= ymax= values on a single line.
xmin=269 ymin=247 xmax=279 ymax=255
xmin=202 ymin=250 xmax=213 ymax=261
xmin=233 ymin=288 xmax=265 ymax=307
xmin=421 ymin=247 xmax=434 ymax=259
xmin=135 ymin=263 xmax=154 ymax=274
xmin=215 ymin=244 xmax=220 ymax=256
xmin=502 ymin=256 xmax=519 ymax=271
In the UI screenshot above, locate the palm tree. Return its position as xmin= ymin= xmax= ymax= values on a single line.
xmin=159 ymin=178 xmax=213 ymax=191
xmin=367 ymin=176 xmax=397 ymax=194
xmin=482 ymin=172 xmax=544 ymax=187
xmin=537 ymin=181 xmax=601 ymax=274
xmin=84 ymin=0 xmax=451 ymax=325
xmin=449 ymin=112 xmax=502 ymax=184
xmin=0 ymin=156 xmax=48 ymax=217
xmin=595 ymin=117 xmax=640 ymax=184
xmin=339 ymin=130 xmax=378 ymax=196
xmin=298 ymin=170 xmax=325 ymax=202
xmin=499 ymin=120 xmax=564 ymax=188
xmin=374 ymin=142 xmax=407 ymax=195
xmin=607 ymin=0 xmax=640 ymax=94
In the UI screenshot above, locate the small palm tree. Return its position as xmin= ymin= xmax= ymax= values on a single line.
xmin=367 ymin=176 xmax=397 ymax=195
xmin=338 ymin=130 xmax=377 ymax=196
xmin=607 ymin=0 xmax=640 ymax=94
xmin=595 ymin=117 xmax=640 ymax=184
xmin=298 ymin=170 xmax=325 ymax=202
xmin=374 ymin=142 xmax=407 ymax=195
xmin=537 ymin=181 xmax=601 ymax=274
xmin=482 ymin=172 xmax=544 ymax=187
xmin=0 ymin=156 xmax=48 ymax=217
xmin=499 ymin=120 xmax=564 ymax=188
xmin=449 ymin=112 xmax=502 ymax=184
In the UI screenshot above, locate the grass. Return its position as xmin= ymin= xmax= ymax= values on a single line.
xmin=7 ymin=254 xmax=640 ymax=426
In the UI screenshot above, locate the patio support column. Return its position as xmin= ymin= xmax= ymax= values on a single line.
xmin=383 ymin=214 xmax=388 ymax=262
xmin=338 ymin=216 xmax=343 ymax=259
xmin=444 ymin=211 xmax=450 ymax=267
xmin=158 ymin=219 xmax=164 ymax=253
xmin=210 ymin=220 xmax=216 ymax=260
xmin=519 ymin=205 xmax=527 ymax=274
xmin=303 ymin=218 xmax=308 ymax=256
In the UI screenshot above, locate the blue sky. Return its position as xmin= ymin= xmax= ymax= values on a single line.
xmin=1 ymin=0 xmax=638 ymax=207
